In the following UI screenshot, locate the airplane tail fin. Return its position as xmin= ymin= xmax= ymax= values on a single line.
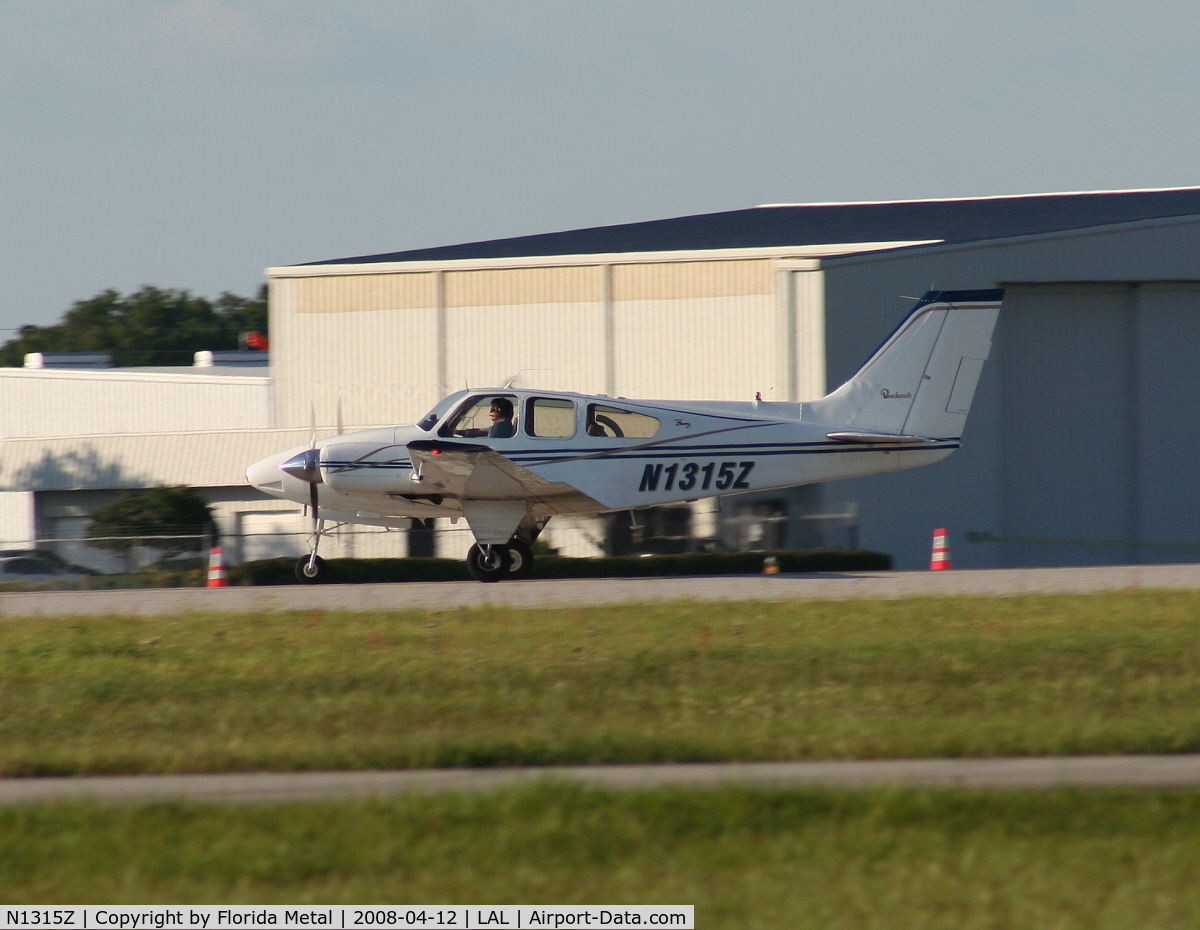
xmin=805 ymin=289 xmax=1004 ymax=439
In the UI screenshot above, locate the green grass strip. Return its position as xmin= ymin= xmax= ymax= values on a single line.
xmin=3 ymin=591 xmax=1200 ymax=774
xmin=4 ymin=784 xmax=1200 ymax=928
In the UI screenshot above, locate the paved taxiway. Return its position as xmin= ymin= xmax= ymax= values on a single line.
xmin=5 ymin=756 xmax=1200 ymax=804
xmin=4 ymin=562 xmax=1200 ymax=616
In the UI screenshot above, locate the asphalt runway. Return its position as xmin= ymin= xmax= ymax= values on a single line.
xmin=5 ymin=756 xmax=1200 ymax=804
xmin=3 ymin=563 xmax=1200 ymax=616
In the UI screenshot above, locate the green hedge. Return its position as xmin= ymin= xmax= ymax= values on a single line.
xmin=229 ymin=549 xmax=891 ymax=586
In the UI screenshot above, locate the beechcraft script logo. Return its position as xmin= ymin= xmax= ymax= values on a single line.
xmin=880 ymin=389 xmax=912 ymax=399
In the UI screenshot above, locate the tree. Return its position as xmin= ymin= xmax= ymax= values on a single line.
xmin=86 ymin=486 xmax=217 ymax=558
xmin=0 ymin=284 xmax=268 ymax=368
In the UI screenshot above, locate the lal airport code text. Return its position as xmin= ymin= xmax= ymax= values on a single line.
xmin=0 ymin=907 xmax=693 ymax=930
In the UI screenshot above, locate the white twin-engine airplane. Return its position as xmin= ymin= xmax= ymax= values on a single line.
xmin=247 ymin=288 xmax=1003 ymax=583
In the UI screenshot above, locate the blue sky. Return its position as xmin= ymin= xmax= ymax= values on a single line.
xmin=1 ymin=0 xmax=1198 ymax=330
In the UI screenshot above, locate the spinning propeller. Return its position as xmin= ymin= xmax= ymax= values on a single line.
xmin=279 ymin=400 xmax=342 ymax=567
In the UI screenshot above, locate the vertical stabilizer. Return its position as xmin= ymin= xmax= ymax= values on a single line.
xmin=806 ymin=289 xmax=1004 ymax=438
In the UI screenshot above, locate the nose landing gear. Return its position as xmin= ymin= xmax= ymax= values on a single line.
xmin=295 ymin=553 xmax=328 ymax=583
xmin=295 ymin=516 xmax=329 ymax=584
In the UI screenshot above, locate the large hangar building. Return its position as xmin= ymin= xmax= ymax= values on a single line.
xmin=5 ymin=187 xmax=1200 ymax=570
xmin=271 ymin=187 xmax=1200 ymax=569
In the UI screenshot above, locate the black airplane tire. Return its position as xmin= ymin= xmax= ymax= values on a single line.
xmin=295 ymin=554 xmax=328 ymax=584
xmin=506 ymin=540 xmax=534 ymax=580
xmin=466 ymin=543 xmax=512 ymax=583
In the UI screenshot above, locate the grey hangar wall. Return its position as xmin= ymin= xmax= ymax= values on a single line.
xmin=820 ymin=216 xmax=1200 ymax=569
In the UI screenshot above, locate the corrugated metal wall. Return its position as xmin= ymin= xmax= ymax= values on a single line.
xmin=0 ymin=492 xmax=35 ymax=546
xmin=0 ymin=372 xmax=269 ymax=439
xmin=0 ymin=428 xmax=326 ymax=491
xmin=791 ymin=269 xmax=827 ymax=401
xmin=292 ymin=273 xmax=437 ymax=314
xmin=611 ymin=260 xmax=777 ymax=401
xmin=445 ymin=266 xmax=605 ymax=394
xmin=274 ymin=274 xmax=440 ymax=430
xmin=274 ymin=257 xmax=815 ymax=428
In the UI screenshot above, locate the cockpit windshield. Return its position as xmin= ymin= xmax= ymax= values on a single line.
xmin=416 ymin=391 xmax=469 ymax=432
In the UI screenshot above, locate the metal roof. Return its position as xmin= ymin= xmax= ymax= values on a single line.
xmin=116 ymin=366 xmax=270 ymax=378
xmin=0 ymin=428 xmax=320 ymax=491
xmin=307 ymin=187 xmax=1200 ymax=266
xmin=0 ymin=367 xmax=268 ymax=382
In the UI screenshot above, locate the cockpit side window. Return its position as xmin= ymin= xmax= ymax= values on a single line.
xmin=585 ymin=404 xmax=660 ymax=439
xmin=525 ymin=397 xmax=576 ymax=438
xmin=439 ymin=394 xmax=518 ymax=439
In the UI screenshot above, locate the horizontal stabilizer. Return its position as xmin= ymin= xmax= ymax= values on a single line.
xmin=826 ymin=431 xmax=934 ymax=444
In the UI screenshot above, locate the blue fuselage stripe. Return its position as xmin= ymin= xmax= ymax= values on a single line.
xmin=323 ymin=440 xmax=960 ymax=471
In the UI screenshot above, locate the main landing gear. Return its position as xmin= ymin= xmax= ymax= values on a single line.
xmin=466 ymin=539 xmax=535 ymax=583
xmin=297 ymin=542 xmax=532 ymax=584
xmin=293 ymin=514 xmax=542 ymax=585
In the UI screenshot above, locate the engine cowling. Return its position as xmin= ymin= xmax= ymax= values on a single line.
xmin=320 ymin=440 xmax=419 ymax=495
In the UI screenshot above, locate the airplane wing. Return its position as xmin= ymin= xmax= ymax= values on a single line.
xmin=405 ymin=440 xmax=604 ymax=515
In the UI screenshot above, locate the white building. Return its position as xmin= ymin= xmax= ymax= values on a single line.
xmin=6 ymin=187 xmax=1200 ymax=570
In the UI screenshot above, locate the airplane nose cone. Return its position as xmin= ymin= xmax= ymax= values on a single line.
xmin=247 ymin=450 xmax=295 ymax=496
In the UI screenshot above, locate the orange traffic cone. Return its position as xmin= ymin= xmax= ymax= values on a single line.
xmin=930 ymin=528 xmax=951 ymax=570
xmin=207 ymin=546 xmax=228 ymax=587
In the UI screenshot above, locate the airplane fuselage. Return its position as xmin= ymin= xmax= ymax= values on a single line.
xmin=247 ymin=390 xmax=957 ymax=524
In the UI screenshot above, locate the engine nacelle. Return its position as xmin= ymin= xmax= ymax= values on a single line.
xmin=320 ymin=439 xmax=419 ymax=496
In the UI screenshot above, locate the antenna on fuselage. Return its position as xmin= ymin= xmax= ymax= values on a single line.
xmin=502 ymin=369 xmax=554 ymax=389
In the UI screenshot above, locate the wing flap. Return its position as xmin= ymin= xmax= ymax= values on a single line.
xmin=405 ymin=440 xmax=602 ymax=515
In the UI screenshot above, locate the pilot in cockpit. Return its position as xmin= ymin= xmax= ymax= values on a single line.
xmin=458 ymin=396 xmax=515 ymax=439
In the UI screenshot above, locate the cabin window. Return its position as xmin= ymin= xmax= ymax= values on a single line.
xmin=439 ymin=394 xmax=518 ymax=439
xmin=586 ymin=403 xmax=660 ymax=439
xmin=525 ymin=397 xmax=576 ymax=438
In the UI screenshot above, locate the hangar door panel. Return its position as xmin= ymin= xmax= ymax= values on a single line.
xmin=612 ymin=295 xmax=775 ymax=401
xmin=999 ymin=286 xmax=1135 ymax=566
xmin=277 ymin=275 xmax=440 ymax=429
xmin=445 ymin=303 xmax=605 ymax=395
xmin=611 ymin=260 xmax=776 ymax=402
xmin=1133 ymin=284 xmax=1200 ymax=563
xmin=444 ymin=267 xmax=606 ymax=395
xmin=289 ymin=308 xmax=439 ymax=429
